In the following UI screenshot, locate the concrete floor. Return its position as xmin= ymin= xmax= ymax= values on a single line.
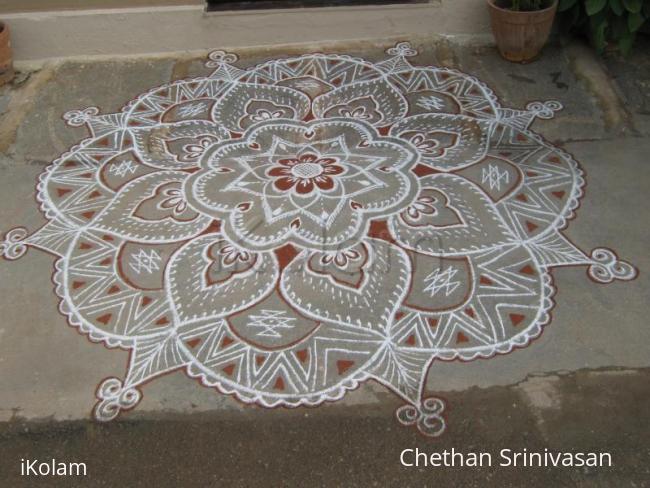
xmin=0 ymin=38 xmax=648 ymax=485
xmin=1 ymin=369 xmax=649 ymax=487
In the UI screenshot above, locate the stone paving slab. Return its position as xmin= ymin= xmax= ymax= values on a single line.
xmin=7 ymin=59 xmax=175 ymax=163
xmin=452 ymin=43 xmax=610 ymax=143
xmin=602 ymin=37 xmax=650 ymax=136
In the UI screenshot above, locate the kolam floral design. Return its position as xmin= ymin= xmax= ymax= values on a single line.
xmin=1 ymin=42 xmax=637 ymax=436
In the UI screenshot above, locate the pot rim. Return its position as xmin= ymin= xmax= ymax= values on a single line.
xmin=487 ymin=0 xmax=558 ymax=14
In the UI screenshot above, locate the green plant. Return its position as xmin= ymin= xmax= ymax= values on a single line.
xmin=559 ymin=0 xmax=650 ymax=54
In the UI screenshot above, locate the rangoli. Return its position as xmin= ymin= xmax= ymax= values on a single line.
xmin=0 ymin=42 xmax=637 ymax=436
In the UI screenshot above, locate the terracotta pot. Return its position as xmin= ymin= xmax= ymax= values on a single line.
xmin=487 ymin=0 xmax=558 ymax=63
xmin=0 ymin=21 xmax=14 ymax=85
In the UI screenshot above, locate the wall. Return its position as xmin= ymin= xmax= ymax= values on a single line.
xmin=2 ymin=1 xmax=491 ymax=62
xmin=0 ymin=0 xmax=203 ymax=13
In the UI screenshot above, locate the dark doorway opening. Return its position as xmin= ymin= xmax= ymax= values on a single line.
xmin=206 ymin=0 xmax=426 ymax=11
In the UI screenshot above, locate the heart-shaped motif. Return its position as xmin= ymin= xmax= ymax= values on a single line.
xmin=131 ymin=120 xmax=229 ymax=170
xmin=238 ymin=99 xmax=296 ymax=130
xmin=280 ymin=237 xmax=410 ymax=333
xmin=322 ymin=96 xmax=383 ymax=125
xmin=307 ymin=243 xmax=369 ymax=288
xmin=389 ymin=113 xmax=491 ymax=171
xmin=167 ymin=233 xmax=278 ymax=323
xmin=398 ymin=188 xmax=463 ymax=228
xmin=389 ymin=173 xmax=514 ymax=256
xmin=93 ymin=171 xmax=212 ymax=242
xmin=133 ymin=181 xmax=199 ymax=223
xmin=205 ymin=239 xmax=258 ymax=285
xmin=313 ymin=77 xmax=407 ymax=126
xmin=212 ymin=83 xmax=310 ymax=131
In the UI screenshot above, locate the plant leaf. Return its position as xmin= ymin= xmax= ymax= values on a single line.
xmin=570 ymin=3 xmax=584 ymax=27
xmin=612 ymin=13 xmax=629 ymax=37
xmin=589 ymin=13 xmax=609 ymax=51
xmin=585 ymin=0 xmax=608 ymax=15
xmin=558 ymin=3 xmax=583 ymax=31
xmin=558 ymin=0 xmax=578 ymax=11
xmin=559 ymin=0 xmax=578 ymax=11
xmin=627 ymin=11 xmax=646 ymax=31
xmin=618 ymin=32 xmax=636 ymax=55
xmin=609 ymin=0 xmax=624 ymax=15
xmin=622 ymin=0 xmax=642 ymax=14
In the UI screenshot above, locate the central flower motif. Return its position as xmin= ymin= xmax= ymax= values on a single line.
xmin=185 ymin=118 xmax=420 ymax=250
xmin=268 ymin=152 xmax=345 ymax=194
